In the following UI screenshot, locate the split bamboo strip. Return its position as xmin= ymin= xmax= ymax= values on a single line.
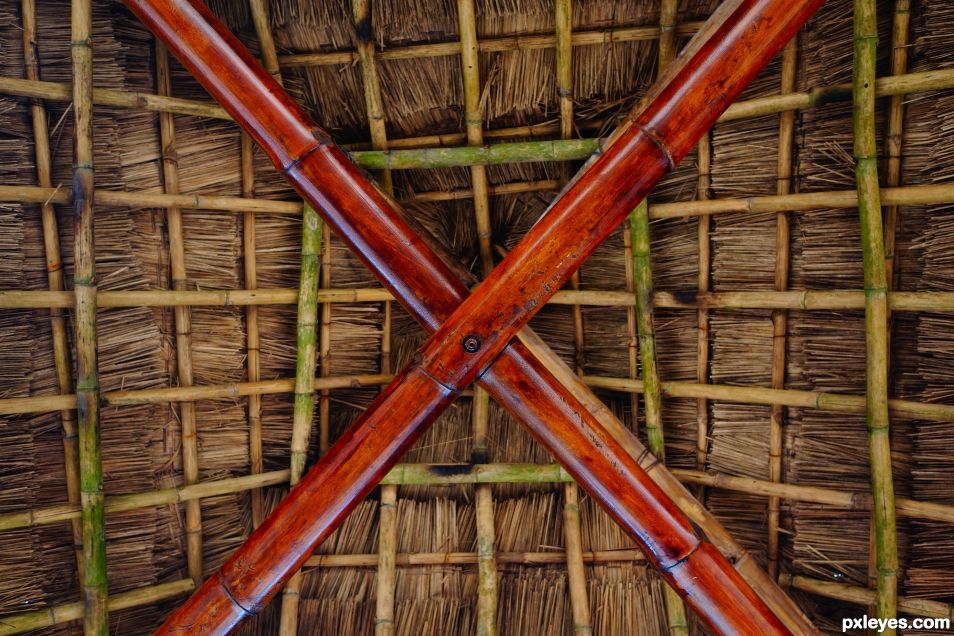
xmin=4 ymin=68 xmax=954 ymax=149
xmin=249 ymin=0 xmax=282 ymax=85
xmin=0 ymin=580 xmax=195 ymax=636
xmin=780 ymin=575 xmax=954 ymax=622
xmin=457 ymin=2 xmax=497 ymax=631
xmin=695 ymin=135 xmax=712 ymax=475
xmin=71 ymin=0 xmax=107 ymax=631
xmin=555 ymin=2 xmax=591 ymax=632
xmin=353 ymin=0 xmax=393 ymax=196
xmin=317 ymin=228 xmax=332 ymax=454
xmin=20 ymin=0 xmax=84 ymax=582
xmin=7 ymin=462 xmax=954 ymax=536
xmin=0 ymin=373 xmax=392 ymax=416
xmin=156 ymin=42 xmax=203 ymax=588
xmin=767 ymin=38 xmax=798 ymax=580
xmin=882 ymin=0 xmax=910 ymax=290
xmin=0 ymin=287 xmax=386 ymax=308
xmin=622 ymin=211 xmax=640 ymax=438
xmin=582 ymin=375 xmax=954 ymax=423
xmin=306 ymin=549 xmax=647 ymax=568
xmin=241 ymin=133 xmax=265 ymax=528
xmin=645 ymin=12 xmax=689 ymax=629
xmin=854 ymin=0 xmax=898 ymax=626
xmin=279 ymin=203 xmax=322 ymax=636
xmin=375 ymin=485 xmax=397 ymax=636
xmin=278 ymin=22 xmax=704 ymax=67
xmin=351 ymin=139 xmax=601 ymax=170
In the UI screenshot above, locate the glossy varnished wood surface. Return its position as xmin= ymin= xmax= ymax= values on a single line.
xmin=122 ymin=0 xmax=822 ymax=634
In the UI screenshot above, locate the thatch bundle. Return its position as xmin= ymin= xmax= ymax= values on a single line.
xmin=3 ymin=0 xmax=954 ymax=634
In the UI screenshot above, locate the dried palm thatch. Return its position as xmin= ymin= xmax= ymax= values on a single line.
xmin=3 ymin=0 xmax=954 ymax=634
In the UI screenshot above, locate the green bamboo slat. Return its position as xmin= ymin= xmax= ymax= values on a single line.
xmin=854 ymin=0 xmax=899 ymax=627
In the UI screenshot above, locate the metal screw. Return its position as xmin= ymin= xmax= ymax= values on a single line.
xmin=462 ymin=333 xmax=482 ymax=353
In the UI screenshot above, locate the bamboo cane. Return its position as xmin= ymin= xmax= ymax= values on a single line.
xmin=6 ymin=462 xmax=954 ymax=535
xmin=10 ymin=286 xmax=954 ymax=313
xmin=780 ymin=575 xmax=954 ymax=622
xmin=20 ymin=0 xmax=84 ymax=585
xmin=278 ymin=23 xmax=704 ymax=67
xmin=125 ymin=1 xmax=819 ymax=632
xmin=0 ymin=580 xmax=195 ymax=636
xmin=695 ymin=133 xmax=712 ymax=477
xmin=3 ymin=67 xmax=954 ymax=148
xmin=156 ymin=41 xmax=204 ymax=588
xmin=308 ymin=549 xmax=647 ymax=568
xmin=554 ymin=2 xmax=592 ymax=632
xmin=883 ymin=0 xmax=910 ymax=291
xmin=248 ymin=0 xmax=281 ymax=85
xmin=8 ymin=176 xmax=954 ymax=221
xmin=854 ymin=0 xmax=898 ymax=627
xmin=641 ymin=8 xmax=690 ymax=628
xmin=584 ymin=374 xmax=954 ymax=422
xmin=375 ymin=484 xmax=397 ymax=636
xmin=71 ymin=0 xmax=108 ymax=631
xmin=277 ymin=204 xmax=322 ymax=635
xmin=456 ymin=3 xmax=499 ymax=632
xmin=241 ymin=133 xmax=265 ymax=529
xmin=768 ymin=38 xmax=798 ymax=581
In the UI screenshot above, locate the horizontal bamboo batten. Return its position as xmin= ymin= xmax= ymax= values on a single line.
xmin=4 ymin=181 xmax=954 ymax=224
xmin=583 ymin=375 xmax=954 ymax=423
xmin=0 ymin=580 xmax=195 ymax=636
xmin=305 ymin=549 xmax=645 ymax=568
xmin=0 ymin=374 xmax=392 ymax=416
xmin=6 ymin=287 xmax=954 ymax=313
xmin=2 ymin=365 xmax=954 ymax=423
xmin=278 ymin=22 xmax=704 ymax=67
xmin=1 ymin=68 xmax=954 ymax=160
xmin=3 ymin=462 xmax=954 ymax=535
xmin=781 ymin=575 xmax=954 ymax=621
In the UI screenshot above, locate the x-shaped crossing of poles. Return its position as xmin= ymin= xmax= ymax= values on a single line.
xmin=124 ymin=0 xmax=826 ymax=633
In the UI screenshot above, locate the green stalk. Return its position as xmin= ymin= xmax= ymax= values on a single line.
xmin=630 ymin=200 xmax=665 ymax=459
xmin=72 ymin=0 xmax=107 ymax=632
xmin=351 ymin=138 xmax=600 ymax=170
xmin=854 ymin=0 xmax=898 ymax=628
xmin=289 ymin=203 xmax=323 ymax=484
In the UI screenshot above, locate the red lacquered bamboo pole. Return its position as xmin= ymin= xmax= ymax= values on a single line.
xmin=124 ymin=0 xmax=820 ymax=633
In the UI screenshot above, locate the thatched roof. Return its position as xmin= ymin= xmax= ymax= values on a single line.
xmin=1 ymin=0 xmax=953 ymax=633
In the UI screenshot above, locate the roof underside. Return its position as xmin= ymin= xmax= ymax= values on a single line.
xmin=1 ymin=0 xmax=954 ymax=633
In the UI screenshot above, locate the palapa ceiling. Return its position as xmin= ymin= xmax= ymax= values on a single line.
xmin=1 ymin=0 xmax=954 ymax=633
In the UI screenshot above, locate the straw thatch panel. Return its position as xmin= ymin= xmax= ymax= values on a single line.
xmin=2 ymin=0 xmax=954 ymax=634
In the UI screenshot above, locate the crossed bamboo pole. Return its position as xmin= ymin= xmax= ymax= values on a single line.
xmin=123 ymin=0 xmax=822 ymax=633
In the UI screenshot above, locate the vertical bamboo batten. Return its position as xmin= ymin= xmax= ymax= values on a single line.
xmin=248 ymin=0 xmax=282 ymax=85
xmin=695 ymin=141 xmax=712 ymax=475
xmin=278 ymin=203 xmax=323 ymax=636
xmin=554 ymin=2 xmax=591 ymax=632
xmin=71 ymin=0 xmax=108 ymax=631
xmin=636 ymin=7 xmax=688 ymax=628
xmin=156 ymin=43 xmax=204 ymax=587
xmin=457 ymin=1 xmax=498 ymax=631
xmin=20 ymin=0 xmax=84 ymax=580
xmin=241 ymin=133 xmax=265 ymax=528
xmin=375 ymin=484 xmax=398 ymax=635
xmin=767 ymin=38 xmax=798 ymax=581
xmin=882 ymin=0 xmax=910 ymax=290
xmin=853 ymin=0 xmax=899 ymax=627
xmin=317 ymin=227 xmax=332 ymax=453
